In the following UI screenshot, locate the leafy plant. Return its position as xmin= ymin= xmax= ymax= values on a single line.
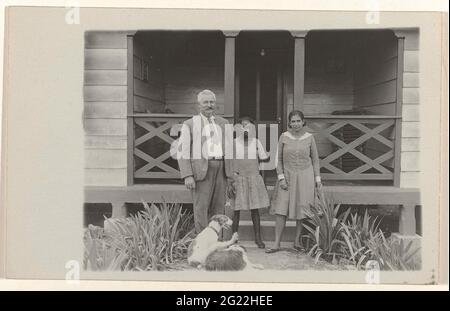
xmin=340 ymin=209 xmax=382 ymax=269
xmin=83 ymin=202 xmax=195 ymax=271
xmin=366 ymin=229 xmax=421 ymax=271
xmin=303 ymin=193 xmax=350 ymax=263
xmin=339 ymin=209 xmax=420 ymax=271
xmin=83 ymin=224 xmax=128 ymax=271
xmin=302 ymin=192 xmax=421 ymax=271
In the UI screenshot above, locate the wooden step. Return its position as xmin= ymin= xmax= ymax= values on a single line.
xmin=234 ymin=209 xmax=273 ymax=222
xmin=237 ymin=220 xmax=296 ymax=242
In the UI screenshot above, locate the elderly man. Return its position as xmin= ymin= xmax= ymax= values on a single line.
xmin=178 ymin=90 xmax=234 ymax=234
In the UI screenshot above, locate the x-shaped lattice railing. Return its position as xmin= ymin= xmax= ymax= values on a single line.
xmin=307 ymin=118 xmax=395 ymax=180
xmin=134 ymin=118 xmax=182 ymax=178
xmin=133 ymin=116 xmax=397 ymax=181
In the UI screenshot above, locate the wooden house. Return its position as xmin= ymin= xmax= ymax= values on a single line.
xmin=84 ymin=29 xmax=421 ymax=241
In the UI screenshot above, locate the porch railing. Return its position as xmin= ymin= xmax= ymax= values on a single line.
xmin=131 ymin=114 xmax=400 ymax=183
xmin=305 ymin=116 xmax=400 ymax=181
xmin=131 ymin=114 xmax=234 ymax=181
xmin=132 ymin=114 xmax=189 ymax=180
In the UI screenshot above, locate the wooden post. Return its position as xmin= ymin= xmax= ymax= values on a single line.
xmin=235 ymin=69 xmax=240 ymax=123
xmin=111 ymin=202 xmax=127 ymax=218
xmin=127 ymin=34 xmax=135 ymax=186
xmin=223 ymin=31 xmax=239 ymax=117
xmin=399 ymin=204 xmax=416 ymax=235
xmin=393 ymin=33 xmax=405 ymax=187
xmin=256 ymin=68 xmax=261 ymax=121
xmin=290 ymin=31 xmax=308 ymax=112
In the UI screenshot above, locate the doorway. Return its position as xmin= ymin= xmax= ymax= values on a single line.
xmin=238 ymin=57 xmax=284 ymax=126
xmin=236 ymin=31 xmax=293 ymax=185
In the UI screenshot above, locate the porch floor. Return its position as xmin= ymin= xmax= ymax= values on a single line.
xmin=85 ymin=183 xmax=420 ymax=238
xmin=85 ymin=183 xmax=420 ymax=206
xmin=134 ymin=178 xmax=394 ymax=187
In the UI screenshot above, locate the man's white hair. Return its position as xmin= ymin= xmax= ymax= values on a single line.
xmin=197 ymin=89 xmax=216 ymax=103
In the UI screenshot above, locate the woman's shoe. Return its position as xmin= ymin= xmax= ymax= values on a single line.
xmin=265 ymin=247 xmax=281 ymax=254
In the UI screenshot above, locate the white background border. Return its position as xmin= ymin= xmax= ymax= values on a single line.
xmin=0 ymin=0 xmax=448 ymax=291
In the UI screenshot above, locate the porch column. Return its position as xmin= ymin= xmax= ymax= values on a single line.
xmin=393 ymin=31 xmax=405 ymax=187
xmin=399 ymin=204 xmax=417 ymax=236
xmin=111 ymin=202 xmax=127 ymax=218
xmin=126 ymin=34 xmax=135 ymax=186
xmin=222 ymin=31 xmax=239 ymax=116
xmin=290 ymin=31 xmax=308 ymax=112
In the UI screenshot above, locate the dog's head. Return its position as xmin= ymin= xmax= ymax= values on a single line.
xmin=209 ymin=214 xmax=232 ymax=230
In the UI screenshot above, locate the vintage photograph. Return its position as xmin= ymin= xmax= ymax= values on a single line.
xmin=82 ymin=28 xmax=422 ymax=273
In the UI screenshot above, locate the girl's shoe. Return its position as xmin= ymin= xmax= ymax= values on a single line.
xmin=255 ymin=240 xmax=265 ymax=249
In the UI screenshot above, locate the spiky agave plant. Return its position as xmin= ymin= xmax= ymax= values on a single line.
xmin=366 ymin=229 xmax=421 ymax=271
xmin=83 ymin=224 xmax=128 ymax=271
xmin=84 ymin=202 xmax=195 ymax=271
xmin=340 ymin=209 xmax=382 ymax=269
xmin=303 ymin=192 xmax=350 ymax=264
xmin=148 ymin=202 xmax=195 ymax=267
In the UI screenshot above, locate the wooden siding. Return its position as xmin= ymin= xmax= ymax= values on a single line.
xmin=287 ymin=32 xmax=355 ymax=156
xmin=132 ymin=34 xmax=165 ymax=113
xmin=353 ymin=32 xmax=398 ymax=169
xmin=85 ymin=49 xmax=127 ymax=70
xmin=84 ymin=31 xmax=129 ymax=186
xmin=85 ymin=70 xmax=127 ymax=85
xmin=84 ymin=102 xmax=127 ymax=119
xmin=164 ymin=66 xmax=225 ymax=114
xmin=85 ymin=31 xmax=129 ymax=49
xmin=84 ymin=85 xmax=127 ymax=102
xmin=85 ymin=149 xmax=128 ymax=169
xmin=353 ymin=32 xmax=398 ymax=115
xmin=302 ymin=32 xmax=355 ymax=116
xmin=85 ymin=135 xmax=127 ymax=149
xmin=399 ymin=30 xmax=420 ymax=188
xmin=350 ymin=29 xmax=421 ymax=186
xmin=85 ymin=169 xmax=128 ymax=187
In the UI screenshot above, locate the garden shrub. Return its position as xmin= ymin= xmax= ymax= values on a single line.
xmin=304 ymin=193 xmax=421 ymax=271
xmin=83 ymin=202 xmax=195 ymax=271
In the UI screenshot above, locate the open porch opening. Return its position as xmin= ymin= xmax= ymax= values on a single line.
xmin=129 ymin=29 xmax=401 ymax=186
xmin=302 ymin=30 xmax=400 ymax=185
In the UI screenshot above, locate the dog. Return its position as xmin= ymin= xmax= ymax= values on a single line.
xmin=204 ymin=244 xmax=264 ymax=271
xmin=187 ymin=215 xmax=239 ymax=268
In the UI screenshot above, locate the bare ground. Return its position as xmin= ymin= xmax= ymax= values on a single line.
xmin=244 ymin=243 xmax=343 ymax=271
xmin=170 ymin=242 xmax=344 ymax=271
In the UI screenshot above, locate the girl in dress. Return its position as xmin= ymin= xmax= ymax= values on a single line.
xmin=266 ymin=110 xmax=322 ymax=253
xmin=230 ymin=117 xmax=270 ymax=249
